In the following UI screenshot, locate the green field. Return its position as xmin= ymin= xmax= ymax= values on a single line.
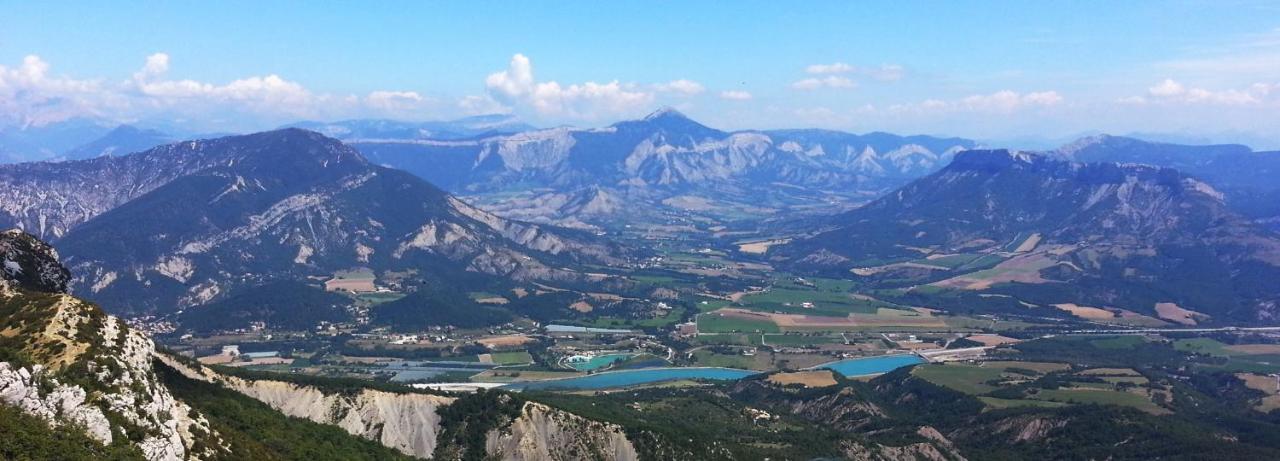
xmin=754 ymin=334 xmax=842 ymax=346
xmin=697 ymin=314 xmax=780 ymax=333
xmin=911 ymin=253 xmax=983 ymax=269
xmin=912 ymin=363 xmax=1006 ymax=395
xmin=587 ymin=306 xmax=687 ymax=329
xmin=736 ymin=288 xmax=883 ymax=316
xmin=355 ymin=291 xmax=405 ymax=304
xmin=1090 ymin=336 xmax=1148 ymax=349
xmin=1173 ymin=338 xmax=1236 ymax=356
xmin=1028 ymin=388 xmax=1162 ymax=413
xmin=690 ymin=350 xmax=756 ymax=369
xmin=978 ymin=397 xmax=1068 ymax=409
xmin=490 ymin=351 xmax=534 ymax=365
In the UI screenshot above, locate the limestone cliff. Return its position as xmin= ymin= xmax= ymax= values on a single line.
xmin=159 ymin=355 xmax=454 ymax=458
xmin=0 ymin=230 xmax=220 ymax=461
xmin=486 ymin=401 xmax=639 ymax=461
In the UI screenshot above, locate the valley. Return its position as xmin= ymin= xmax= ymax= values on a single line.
xmin=4 ymin=115 xmax=1280 ymax=460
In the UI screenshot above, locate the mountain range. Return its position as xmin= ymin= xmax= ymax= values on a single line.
xmin=284 ymin=114 xmax=535 ymax=142
xmin=777 ymin=149 xmax=1280 ymax=322
xmin=0 ymin=129 xmax=630 ymax=317
xmin=1051 ymin=134 xmax=1280 ymax=227
xmin=349 ymin=108 xmax=977 ymax=229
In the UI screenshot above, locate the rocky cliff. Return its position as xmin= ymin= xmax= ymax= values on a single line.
xmin=486 ymin=401 xmax=638 ymax=461
xmin=0 ymin=230 xmax=220 ymax=461
xmin=158 ymin=355 xmax=641 ymax=460
xmin=159 ymin=355 xmax=454 ymax=458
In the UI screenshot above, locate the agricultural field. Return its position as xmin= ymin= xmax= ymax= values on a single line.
xmin=689 ymin=349 xmax=762 ymax=369
xmin=1174 ymin=338 xmax=1280 ymax=373
xmin=489 ymin=351 xmax=534 ymax=365
xmin=697 ymin=310 xmax=781 ymax=333
xmin=765 ymin=370 xmax=838 ymax=387
xmin=911 ymin=359 xmax=1167 ymax=414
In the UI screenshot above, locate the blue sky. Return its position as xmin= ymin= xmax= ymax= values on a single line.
xmin=2 ymin=1 xmax=1278 ymax=145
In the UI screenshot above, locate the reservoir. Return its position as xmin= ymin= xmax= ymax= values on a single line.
xmin=815 ymin=354 xmax=925 ymax=377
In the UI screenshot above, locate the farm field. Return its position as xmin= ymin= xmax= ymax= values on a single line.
xmin=766 ymin=370 xmax=838 ymax=387
xmin=1175 ymin=338 xmax=1280 ymax=373
xmin=912 ymin=359 xmax=1166 ymax=414
xmin=489 ymin=351 xmax=534 ymax=365
xmin=697 ymin=310 xmax=781 ymax=333
xmin=689 ymin=350 xmax=761 ymax=369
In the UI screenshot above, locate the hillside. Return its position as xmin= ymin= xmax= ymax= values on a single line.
xmin=0 ymin=230 xmax=652 ymax=460
xmin=778 ymin=150 xmax=1280 ymax=323
xmin=33 ymin=129 xmax=628 ymax=315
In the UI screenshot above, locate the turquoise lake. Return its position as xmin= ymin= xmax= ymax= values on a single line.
xmin=502 ymin=367 xmax=758 ymax=391
xmin=817 ymin=354 xmax=925 ymax=377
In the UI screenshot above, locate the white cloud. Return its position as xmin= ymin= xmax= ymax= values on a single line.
xmin=130 ymin=52 xmax=315 ymax=116
xmin=364 ymin=90 xmax=434 ymax=115
xmin=719 ymin=90 xmax=753 ymax=100
xmin=0 ymin=55 xmax=104 ymax=126
xmin=802 ymin=62 xmax=905 ymax=82
xmin=652 ymin=79 xmax=705 ymax=96
xmin=1136 ymin=78 xmax=1273 ymax=105
xmin=0 ymin=53 xmax=451 ymax=130
xmin=485 ymin=53 xmax=654 ymax=119
xmin=890 ymin=90 xmax=1064 ymax=114
xmin=791 ymin=76 xmax=856 ymax=90
xmin=805 ymin=62 xmax=854 ymax=74
xmin=457 ymin=94 xmax=511 ymax=115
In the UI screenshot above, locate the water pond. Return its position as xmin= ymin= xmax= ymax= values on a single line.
xmin=816 ymin=354 xmax=925 ymax=377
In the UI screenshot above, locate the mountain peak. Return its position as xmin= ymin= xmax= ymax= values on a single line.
xmin=643 ymin=106 xmax=689 ymax=121
xmin=617 ymin=107 xmax=725 ymax=140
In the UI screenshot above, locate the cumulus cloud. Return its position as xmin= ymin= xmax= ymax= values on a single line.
xmin=129 ymin=52 xmax=315 ymax=116
xmin=719 ymin=90 xmax=753 ymax=100
xmin=652 ymin=79 xmax=705 ymax=96
xmin=1130 ymin=78 xmax=1273 ymax=105
xmin=0 ymin=53 xmax=443 ymax=129
xmin=0 ymin=55 xmax=104 ymax=126
xmin=791 ymin=76 xmax=856 ymax=90
xmin=484 ymin=53 xmax=654 ymax=119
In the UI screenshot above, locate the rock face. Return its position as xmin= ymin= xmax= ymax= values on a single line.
xmin=0 ymin=230 xmax=219 ymax=461
xmin=350 ymin=108 xmax=975 ymax=227
xmin=1 ymin=228 xmax=70 ymax=292
xmin=1051 ymin=134 xmax=1280 ymax=228
xmin=486 ymin=401 xmax=639 ymax=461
xmin=160 ymin=355 xmax=453 ymax=458
xmin=160 ymin=355 xmax=641 ymax=461
xmin=1 ymin=128 xmax=629 ymax=315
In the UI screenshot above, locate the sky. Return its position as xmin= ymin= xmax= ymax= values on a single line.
xmin=2 ymin=1 xmax=1279 ymax=146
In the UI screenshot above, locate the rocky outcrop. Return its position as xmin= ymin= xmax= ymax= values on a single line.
xmin=160 ymin=355 xmax=453 ymax=458
xmin=0 ymin=229 xmax=70 ymax=292
xmin=486 ymin=401 xmax=638 ymax=461
xmin=0 ymin=230 xmax=220 ymax=460
xmin=160 ymin=356 xmax=644 ymax=461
